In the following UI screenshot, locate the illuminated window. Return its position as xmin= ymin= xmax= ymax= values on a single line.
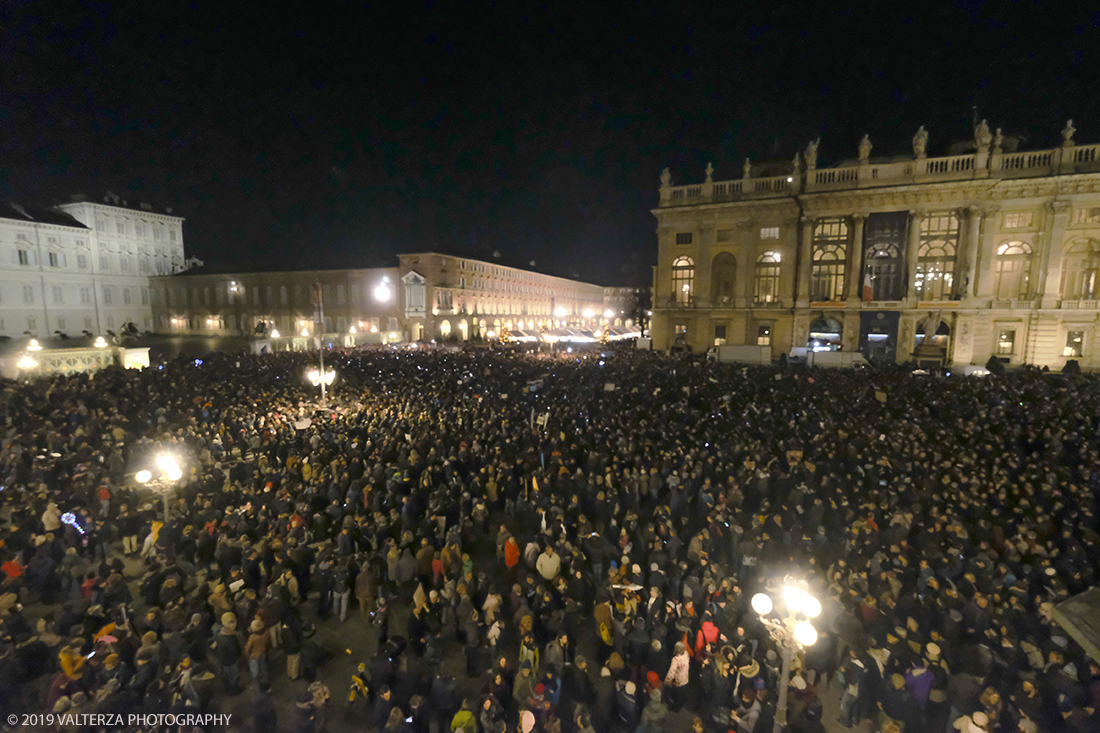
xmin=754 ymin=252 xmax=781 ymax=303
xmin=997 ymin=329 xmax=1016 ymax=355
xmin=672 ymin=256 xmax=694 ymax=304
xmin=1061 ymin=240 xmax=1100 ymax=299
xmin=916 ymin=213 xmax=960 ymax=300
xmin=760 ymin=226 xmax=780 ymax=239
xmin=757 ymin=324 xmax=772 ymax=346
xmin=1065 ymin=331 xmax=1084 ymax=357
xmin=713 ymin=325 xmax=726 ymax=345
xmin=1003 ymin=212 xmax=1033 ymax=229
xmin=810 ymin=218 xmax=849 ymax=301
xmin=993 ymin=241 xmax=1032 ymax=300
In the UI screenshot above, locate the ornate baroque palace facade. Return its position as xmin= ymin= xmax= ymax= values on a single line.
xmin=651 ymin=121 xmax=1100 ymax=368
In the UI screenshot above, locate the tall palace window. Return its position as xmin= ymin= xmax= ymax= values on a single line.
xmin=810 ymin=218 xmax=848 ymax=301
xmin=993 ymin=241 xmax=1032 ymax=300
xmin=915 ymin=212 xmax=960 ymax=300
xmin=754 ymin=252 xmax=781 ymax=303
xmin=672 ymin=256 xmax=694 ymax=304
xmin=1061 ymin=239 xmax=1100 ymax=300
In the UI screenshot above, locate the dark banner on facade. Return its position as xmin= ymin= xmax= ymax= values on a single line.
xmin=863 ymin=212 xmax=909 ymax=302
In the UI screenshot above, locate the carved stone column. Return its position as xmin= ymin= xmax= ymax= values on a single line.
xmin=847 ymin=213 xmax=867 ymax=306
xmin=695 ymin=225 xmax=714 ymax=307
xmin=796 ymin=216 xmax=814 ymax=307
xmin=965 ymin=206 xmax=984 ymax=298
xmin=734 ymin=220 xmax=753 ymax=308
xmin=907 ymin=210 xmax=926 ymax=303
xmin=975 ymin=206 xmax=1001 ymax=299
xmin=1040 ymin=200 xmax=1072 ymax=308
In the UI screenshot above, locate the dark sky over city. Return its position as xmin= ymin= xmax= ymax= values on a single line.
xmin=2 ymin=1 xmax=1098 ymax=284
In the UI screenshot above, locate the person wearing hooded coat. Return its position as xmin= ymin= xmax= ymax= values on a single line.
xmin=612 ymin=679 xmax=640 ymax=733
xmin=640 ymin=687 xmax=669 ymax=733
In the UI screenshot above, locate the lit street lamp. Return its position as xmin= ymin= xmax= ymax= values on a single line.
xmin=307 ymin=368 xmax=336 ymax=407
xmin=751 ymin=578 xmax=821 ymax=733
xmin=135 ymin=454 xmax=184 ymax=524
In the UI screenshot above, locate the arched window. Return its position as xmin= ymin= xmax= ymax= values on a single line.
xmin=810 ymin=218 xmax=848 ymax=302
xmin=672 ymin=256 xmax=694 ymax=304
xmin=808 ymin=316 xmax=843 ymax=351
xmin=915 ymin=213 xmax=960 ymax=301
xmin=915 ymin=240 xmax=957 ymax=300
xmin=754 ymin=252 xmax=781 ymax=304
xmin=710 ymin=253 xmax=737 ymax=306
xmin=811 ymin=242 xmax=847 ymax=302
xmin=1061 ymin=239 xmax=1100 ymax=300
xmin=994 ymin=241 xmax=1032 ymax=300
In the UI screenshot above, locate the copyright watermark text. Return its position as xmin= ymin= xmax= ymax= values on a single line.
xmin=9 ymin=713 xmax=233 ymax=727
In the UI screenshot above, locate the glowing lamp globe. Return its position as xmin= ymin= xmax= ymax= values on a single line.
xmin=794 ymin=621 xmax=818 ymax=646
xmin=374 ymin=284 xmax=392 ymax=302
xmin=802 ymin=596 xmax=822 ymax=619
xmin=783 ymin=585 xmax=807 ymax=614
xmin=135 ymin=470 xmax=152 ymax=484
xmin=751 ymin=593 xmax=773 ymax=615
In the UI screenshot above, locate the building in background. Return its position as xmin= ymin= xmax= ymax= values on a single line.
xmin=151 ymin=252 xmax=613 ymax=344
xmin=651 ymin=121 xmax=1100 ymax=369
xmin=0 ymin=192 xmax=187 ymax=341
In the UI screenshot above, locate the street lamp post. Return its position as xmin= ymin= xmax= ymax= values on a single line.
xmin=307 ymin=368 xmax=336 ymax=407
xmin=135 ymin=454 xmax=183 ymax=524
xmin=751 ymin=578 xmax=821 ymax=733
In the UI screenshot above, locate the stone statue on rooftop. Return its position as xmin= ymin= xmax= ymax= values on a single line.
xmin=805 ymin=138 xmax=819 ymax=169
xmin=705 ymin=162 xmax=714 ymax=182
xmin=858 ymin=135 xmax=872 ymax=163
xmin=743 ymin=158 xmax=752 ymax=178
xmin=1063 ymin=119 xmax=1077 ymax=146
xmin=912 ymin=126 xmax=928 ymax=159
xmin=975 ymin=119 xmax=993 ymax=150
xmin=992 ymin=128 xmax=1004 ymax=154
xmin=660 ymin=167 xmax=671 ymax=187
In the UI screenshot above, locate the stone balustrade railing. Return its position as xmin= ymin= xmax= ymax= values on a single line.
xmin=659 ymin=142 xmax=1100 ymax=206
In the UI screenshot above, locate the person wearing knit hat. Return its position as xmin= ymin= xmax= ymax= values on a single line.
xmin=214 ymin=611 xmax=243 ymax=695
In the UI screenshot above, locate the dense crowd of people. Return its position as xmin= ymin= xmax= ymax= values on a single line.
xmin=0 ymin=345 xmax=1097 ymax=733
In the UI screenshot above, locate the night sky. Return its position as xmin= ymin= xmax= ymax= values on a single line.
xmin=2 ymin=1 xmax=1098 ymax=285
